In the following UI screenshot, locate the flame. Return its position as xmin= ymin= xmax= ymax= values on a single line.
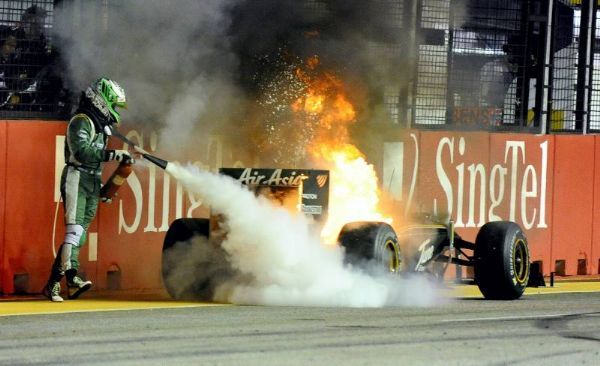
xmin=303 ymin=93 xmax=325 ymax=114
xmin=291 ymin=56 xmax=391 ymax=244
xmin=318 ymin=144 xmax=391 ymax=244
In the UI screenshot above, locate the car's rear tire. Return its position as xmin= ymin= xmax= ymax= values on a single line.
xmin=162 ymin=218 xmax=231 ymax=300
xmin=338 ymin=221 xmax=401 ymax=273
xmin=474 ymin=221 xmax=530 ymax=300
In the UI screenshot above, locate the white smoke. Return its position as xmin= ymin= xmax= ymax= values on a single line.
xmin=53 ymin=0 xmax=242 ymax=155
xmin=53 ymin=1 xmax=443 ymax=307
xmin=167 ymin=163 xmax=440 ymax=307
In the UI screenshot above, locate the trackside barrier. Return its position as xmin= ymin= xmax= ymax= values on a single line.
xmin=387 ymin=131 xmax=596 ymax=276
xmin=0 ymin=121 xmax=68 ymax=294
xmin=400 ymin=132 xmax=555 ymax=274
xmin=593 ymin=139 xmax=600 ymax=275
xmin=0 ymin=121 xmax=6 ymax=293
xmin=0 ymin=120 xmax=599 ymax=294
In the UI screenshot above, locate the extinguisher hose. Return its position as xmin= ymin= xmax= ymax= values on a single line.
xmin=110 ymin=128 xmax=170 ymax=171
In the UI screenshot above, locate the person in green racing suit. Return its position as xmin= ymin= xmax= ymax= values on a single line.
xmin=43 ymin=78 xmax=134 ymax=302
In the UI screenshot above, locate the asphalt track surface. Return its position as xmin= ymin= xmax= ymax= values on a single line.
xmin=1 ymin=285 xmax=600 ymax=365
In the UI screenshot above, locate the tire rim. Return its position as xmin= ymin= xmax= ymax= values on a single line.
xmin=514 ymin=239 xmax=528 ymax=284
xmin=385 ymin=240 xmax=400 ymax=272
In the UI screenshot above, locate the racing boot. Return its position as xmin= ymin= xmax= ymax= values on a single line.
xmin=43 ymin=255 xmax=64 ymax=302
xmin=66 ymin=269 xmax=92 ymax=300
xmin=42 ymin=281 xmax=64 ymax=302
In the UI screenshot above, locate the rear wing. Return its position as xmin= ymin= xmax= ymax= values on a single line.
xmin=219 ymin=168 xmax=329 ymax=223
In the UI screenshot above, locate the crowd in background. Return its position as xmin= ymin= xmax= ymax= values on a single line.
xmin=0 ymin=5 xmax=68 ymax=116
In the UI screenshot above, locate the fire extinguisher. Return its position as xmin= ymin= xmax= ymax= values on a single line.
xmin=100 ymin=161 xmax=133 ymax=200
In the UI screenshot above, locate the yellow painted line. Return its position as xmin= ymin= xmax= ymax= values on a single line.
xmin=0 ymin=299 xmax=229 ymax=317
xmin=449 ymin=282 xmax=600 ymax=299
xmin=3 ymin=281 xmax=600 ymax=316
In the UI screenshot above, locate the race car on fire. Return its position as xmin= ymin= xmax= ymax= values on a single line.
xmin=162 ymin=167 xmax=532 ymax=301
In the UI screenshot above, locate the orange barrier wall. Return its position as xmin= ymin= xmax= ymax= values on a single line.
xmin=491 ymin=134 xmax=554 ymax=274
xmin=0 ymin=121 xmax=7 ymax=293
xmin=551 ymin=136 xmax=596 ymax=275
xmin=0 ymin=121 xmax=599 ymax=294
xmin=592 ymin=138 xmax=600 ymax=275
xmin=1 ymin=121 xmax=68 ymax=294
xmin=403 ymin=132 xmax=555 ymax=274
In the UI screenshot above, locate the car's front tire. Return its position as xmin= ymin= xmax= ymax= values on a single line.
xmin=474 ymin=221 xmax=530 ymax=300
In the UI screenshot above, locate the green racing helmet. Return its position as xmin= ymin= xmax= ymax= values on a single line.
xmin=85 ymin=77 xmax=127 ymax=125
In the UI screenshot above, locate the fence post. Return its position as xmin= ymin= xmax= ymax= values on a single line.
xmin=540 ymin=0 xmax=556 ymax=134
xmin=403 ymin=0 xmax=421 ymax=128
xmin=586 ymin=0 xmax=598 ymax=133
xmin=576 ymin=0 xmax=595 ymax=134
xmin=516 ymin=0 xmax=532 ymax=128
xmin=445 ymin=0 xmax=455 ymax=126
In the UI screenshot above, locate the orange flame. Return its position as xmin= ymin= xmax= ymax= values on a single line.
xmin=291 ymin=56 xmax=390 ymax=244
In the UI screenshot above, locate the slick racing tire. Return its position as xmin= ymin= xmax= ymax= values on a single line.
xmin=338 ymin=221 xmax=402 ymax=273
xmin=474 ymin=221 xmax=530 ymax=300
xmin=162 ymin=218 xmax=231 ymax=301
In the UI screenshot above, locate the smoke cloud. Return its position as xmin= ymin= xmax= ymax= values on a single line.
xmin=53 ymin=0 xmax=242 ymax=155
xmin=165 ymin=163 xmax=439 ymax=307
xmin=53 ymin=0 xmax=410 ymax=161
xmin=53 ymin=1 xmax=442 ymax=306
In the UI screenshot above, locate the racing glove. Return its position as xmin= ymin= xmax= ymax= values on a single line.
xmin=104 ymin=149 xmax=134 ymax=164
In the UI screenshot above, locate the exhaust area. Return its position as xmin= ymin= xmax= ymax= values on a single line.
xmin=165 ymin=163 xmax=440 ymax=307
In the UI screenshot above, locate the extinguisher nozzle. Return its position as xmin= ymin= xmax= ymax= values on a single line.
xmin=143 ymin=153 xmax=169 ymax=170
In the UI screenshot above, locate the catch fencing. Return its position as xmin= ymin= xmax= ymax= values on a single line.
xmin=1 ymin=0 xmax=600 ymax=134
xmin=0 ymin=0 xmax=67 ymax=119
xmin=412 ymin=0 xmax=600 ymax=134
xmin=245 ymin=0 xmax=600 ymax=134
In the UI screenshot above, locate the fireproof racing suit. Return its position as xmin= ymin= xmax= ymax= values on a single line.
xmin=47 ymin=113 xmax=108 ymax=289
xmin=44 ymin=78 xmax=130 ymax=302
xmin=64 ymin=113 xmax=107 ymax=267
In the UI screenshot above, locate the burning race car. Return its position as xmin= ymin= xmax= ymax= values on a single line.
xmin=162 ymin=167 xmax=531 ymax=301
